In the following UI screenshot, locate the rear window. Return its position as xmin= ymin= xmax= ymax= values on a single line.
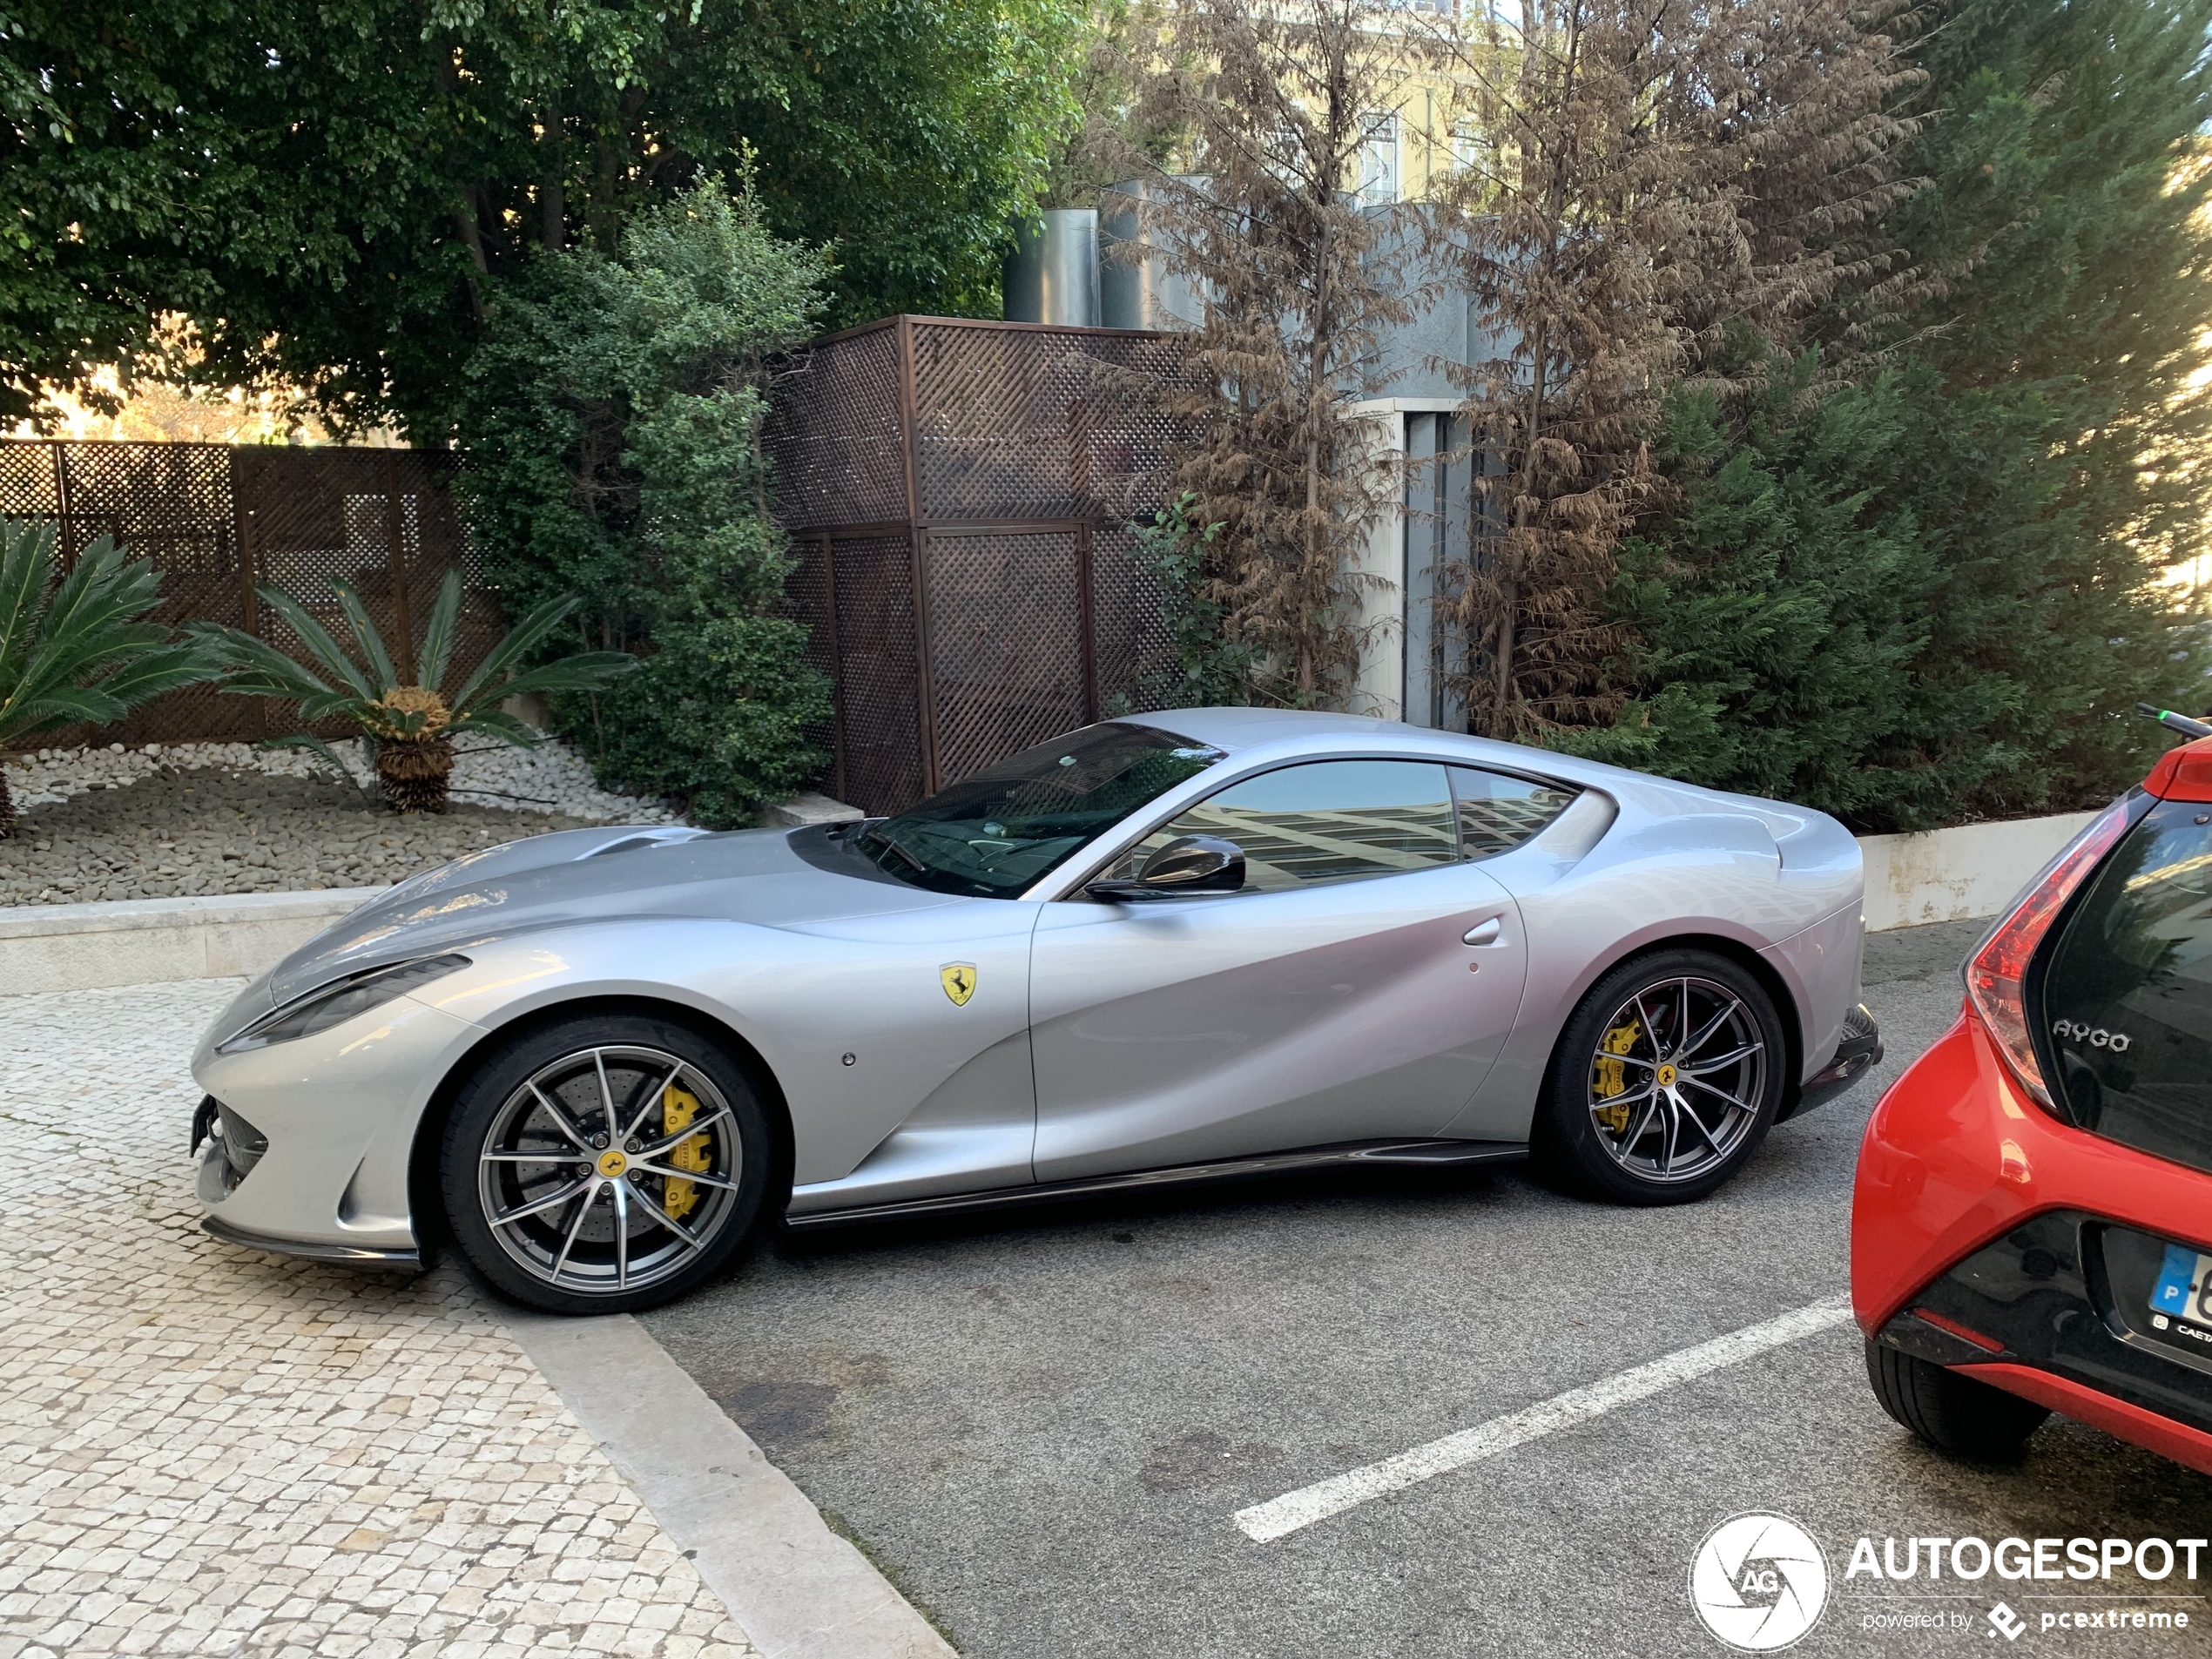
xmin=1449 ymin=766 xmax=1579 ymax=858
xmin=2039 ymin=796 xmax=2212 ymax=1176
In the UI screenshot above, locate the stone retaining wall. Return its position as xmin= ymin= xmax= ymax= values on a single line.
xmin=0 ymin=887 xmax=378 ymax=995
xmin=1858 ymin=811 xmax=2094 ymax=933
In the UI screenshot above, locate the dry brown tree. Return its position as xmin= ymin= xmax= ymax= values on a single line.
xmin=1113 ymin=0 xmax=1420 ymax=706
xmin=1427 ymin=0 xmax=1919 ymax=741
xmin=1670 ymin=0 xmax=1925 ymax=382
xmin=1425 ymin=1 xmax=1693 ymax=740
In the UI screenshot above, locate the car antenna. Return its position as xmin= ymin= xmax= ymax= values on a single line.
xmin=2137 ymin=702 xmax=2212 ymax=739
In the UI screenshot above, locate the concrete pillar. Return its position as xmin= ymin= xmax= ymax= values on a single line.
xmin=1345 ymin=398 xmax=1467 ymax=727
xmin=1345 ymin=409 xmax=1407 ymax=721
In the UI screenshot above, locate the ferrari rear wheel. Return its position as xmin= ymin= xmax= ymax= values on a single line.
xmin=1537 ymin=949 xmax=1785 ymax=1205
xmin=441 ymin=1013 xmax=771 ymax=1314
xmin=1865 ymin=1341 xmax=2049 ymax=1461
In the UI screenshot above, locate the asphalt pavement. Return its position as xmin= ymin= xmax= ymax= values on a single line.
xmin=642 ymin=921 xmax=2212 ymax=1658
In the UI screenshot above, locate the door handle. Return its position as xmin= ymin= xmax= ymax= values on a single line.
xmin=1462 ymin=917 xmax=1503 ymax=947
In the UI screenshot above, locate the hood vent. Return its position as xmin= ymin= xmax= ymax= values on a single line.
xmin=578 ymin=826 xmax=711 ymax=860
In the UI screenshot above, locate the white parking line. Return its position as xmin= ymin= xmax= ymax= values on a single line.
xmin=1234 ymin=1292 xmax=1856 ymax=1543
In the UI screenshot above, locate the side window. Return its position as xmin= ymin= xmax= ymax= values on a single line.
xmin=1106 ymin=759 xmax=1458 ymax=893
xmin=1450 ymin=766 xmax=1578 ymax=859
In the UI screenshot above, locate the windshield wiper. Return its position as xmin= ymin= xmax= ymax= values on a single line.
xmin=863 ymin=826 xmax=931 ymax=878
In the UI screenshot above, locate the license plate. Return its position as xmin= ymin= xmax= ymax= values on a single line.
xmin=2149 ymin=1244 xmax=2212 ymax=1329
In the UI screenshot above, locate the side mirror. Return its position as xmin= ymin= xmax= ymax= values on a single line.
xmin=1085 ymin=834 xmax=1246 ymax=900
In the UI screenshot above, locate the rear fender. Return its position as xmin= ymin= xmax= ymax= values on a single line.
xmin=1851 ymin=1011 xmax=2212 ymax=1336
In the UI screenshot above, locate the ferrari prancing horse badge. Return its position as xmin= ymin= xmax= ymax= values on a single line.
xmin=941 ymin=963 xmax=977 ymax=1006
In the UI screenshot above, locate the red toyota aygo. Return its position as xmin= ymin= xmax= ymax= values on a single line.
xmin=1852 ymin=729 xmax=2212 ymax=1474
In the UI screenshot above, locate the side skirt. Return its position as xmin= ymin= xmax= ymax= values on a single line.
xmin=780 ymin=1138 xmax=1527 ymax=1232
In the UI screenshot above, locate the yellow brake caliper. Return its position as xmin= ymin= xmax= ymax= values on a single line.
xmin=660 ymin=1084 xmax=713 ymax=1221
xmin=1593 ymin=1021 xmax=1641 ymax=1134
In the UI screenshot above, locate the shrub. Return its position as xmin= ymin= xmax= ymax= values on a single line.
xmin=191 ymin=570 xmax=632 ymax=815
xmin=457 ymin=172 xmax=833 ymax=826
xmin=1110 ymin=496 xmax=1261 ymax=713
xmin=0 ymin=523 xmax=221 ymax=834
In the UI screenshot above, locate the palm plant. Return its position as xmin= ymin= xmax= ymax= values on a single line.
xmin=192 ymin=570 xmax=634 ymax=814
xmin=0 ymin=521 xmax=222 ymax=835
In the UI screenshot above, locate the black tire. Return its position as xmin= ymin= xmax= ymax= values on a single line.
xmin=1865 ymin=1340 xmax=2050 ymax=1461
xmin=440 ymin=1011 xmax=772 ymax=1314
xmin=1534 ymin=948 xmax=1787 ymax=1205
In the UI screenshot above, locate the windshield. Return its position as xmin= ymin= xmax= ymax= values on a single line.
xmin=856 ymin=722 xmax=1225 ymax=898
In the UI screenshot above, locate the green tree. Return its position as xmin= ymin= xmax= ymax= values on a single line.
xmin=1872 ymin=0 xmax=2212 ymax=818
xmin=1559 ymin=355 xmax=2009 ymax=829
xmin=1578 ymin=0 xmax=2212 ymax=827
xmin=456 ymin=176 xmax=831 ymax=826
xmin=0 ymin=0 xmax=1082 ymax=432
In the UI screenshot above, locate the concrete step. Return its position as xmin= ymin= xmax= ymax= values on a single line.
xmin=0 ymin=887 xmax=379 ymax=995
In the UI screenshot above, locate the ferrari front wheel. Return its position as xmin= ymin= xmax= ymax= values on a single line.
xmin=440 ymin=1013 xmax=771 ymax=1314
xmin=1537 ymin=949 xmax=1785 ymax=1205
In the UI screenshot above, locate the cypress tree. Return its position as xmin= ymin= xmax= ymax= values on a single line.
xmin=1881 ymin=0 xmax=2212 ymax=820
xmin=1558 ymin=353 xmax=1968 ymax=824
xmin=1580 ymin=0 xmax=2212 ymax=828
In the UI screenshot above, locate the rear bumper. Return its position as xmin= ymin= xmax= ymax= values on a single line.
xmin=1870 ymin=1208 xmax=2212 ymax=1474
xmin=1784 ymin=1002 xmax=1882 ymax=1121
xmin=1959 ymin=1364 xmax=2212 ymax=1480
xmin=1851 ymin=1009 xmax=2212 ymax=1472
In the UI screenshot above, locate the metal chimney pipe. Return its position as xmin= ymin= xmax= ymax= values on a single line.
xmin=1003 ymin=208 xmax=1100 ymax=327
xmin=1100 ymin=179 xmax=1206 ymax=330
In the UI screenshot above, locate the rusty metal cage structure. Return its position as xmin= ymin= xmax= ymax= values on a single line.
xmin=0 ymin=440 xmax=496 ymax=746
xmin=769 ymin=315 xmax=1196 ymax=814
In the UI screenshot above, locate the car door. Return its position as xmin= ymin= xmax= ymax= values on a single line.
xmin=1028 ymin=758 xmax=1533 ymax=1182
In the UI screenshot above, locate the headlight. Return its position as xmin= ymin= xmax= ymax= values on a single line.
xmin=218 ymin=954 xmax=472 ymax=1053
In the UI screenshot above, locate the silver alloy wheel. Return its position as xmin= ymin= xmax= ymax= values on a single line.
xmin=475 ymin=1043 xmax=743 ymax=1295
xmin=1585 ymin=976 xmax=1767 ymax=1184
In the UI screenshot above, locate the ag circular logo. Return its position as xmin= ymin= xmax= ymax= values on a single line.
xmin=1689 ymin=1513 xmax=1829 ymax=1651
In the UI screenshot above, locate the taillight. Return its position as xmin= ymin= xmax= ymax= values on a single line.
xmin=1965 ymin=797 xmax=2134 ymax=1111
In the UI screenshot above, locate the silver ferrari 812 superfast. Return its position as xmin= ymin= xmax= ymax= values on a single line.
xmin=190 ymin=708 xmax=1881 ymax=1312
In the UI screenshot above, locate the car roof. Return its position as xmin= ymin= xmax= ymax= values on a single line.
xmin=1120 ymin=705 xmax=1581 ymax=783
xmin=1115 ymin=706 xmax=1843 ymax=840
xmin=1121 ymin=706 xmax=1407 ymax=752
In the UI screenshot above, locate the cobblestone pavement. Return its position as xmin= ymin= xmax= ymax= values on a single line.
xmin=0 ymin=978 xmax=759 ymax=1659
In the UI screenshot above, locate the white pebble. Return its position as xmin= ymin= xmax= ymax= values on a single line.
xmin=1 ymin=733 xmax=684 ymax=823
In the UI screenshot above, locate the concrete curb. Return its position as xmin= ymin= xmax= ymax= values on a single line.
xmin=506 ymin=1312 xmax=957 ymax=1659
xmin=0 ymin=886 xmax=379 ymax=995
